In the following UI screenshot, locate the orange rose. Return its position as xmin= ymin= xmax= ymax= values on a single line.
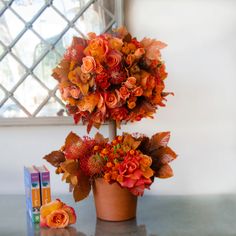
xmin=81 ymin=56 xmax=96 ymax=73
xmin=118 ymin=86 xmax=130 ymax=100
xmin=127 ymin=96 xmax=137 ymax=109
xmin=106 ymin=50 xmax=122 ymax=68
xmin=40 ymin=200 xmax=77 ymax=229
xmin=109 ymin=37 xmax=123 ymax=51
xmin=40 ymin=200 xmax=64 ymax=218
xmin=104 ymin=92 xmax=119 ymax=109
xmin=62 ymin=205 xmax=76 ymax=225
xmin=124 ymin=77 xmax=136 ymax=89
xmin=125 ymin=54 xmax=136 ymax=66
xmin=132 ymin=86 xmax=143 ymax=97
xmin=46 ymin=209 xmax=69 ymax=229
xmin=95 ymin=60 xmax=104 ymax=74
xmin=84 ymin=38 xmax=108 ymax=60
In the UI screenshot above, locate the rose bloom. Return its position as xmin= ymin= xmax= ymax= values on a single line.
xmin=46 ymin=209 xmax=69 ymax=229
xmin=81 ymin=56 xmax=96 ymax=73
xmin=84 ymin=37 xmax=108 ymax=60
xmin=95 ymin=60 xmax=104 ymax=74
xmin=109 ymin=37 xmax=123 ymax=51
xmin=95 ymin=72 xmax=110 ymax=90
xmin=117 ymin=154 xmax=153 ymax=196
xmin=80 ymin=72 xmax=91 ymax=83
xmin=118 ymin=86 xmax=130 ymax=101
xmin=104 ymin=92 xmax=119 ymax=109
xmin=132 ymin=86 xmax=143 ymax=97
xmin=125 ymin=54 xmax=136 ymax=66
xmin=127 ymin=96 xmax=137 ymax=109
xmin=124 ymin=77 xmax=136 ymax=89
xmin=110 ymin=106 xmax=128 ymax=122
xmin=106 ymin=50 xmax=122 ymax=68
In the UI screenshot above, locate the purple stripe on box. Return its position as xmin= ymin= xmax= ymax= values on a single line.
xmin=42 ymin=172 xmax=50 ymax=182
xmin=31 ymin=173 xmax=39 ymax=183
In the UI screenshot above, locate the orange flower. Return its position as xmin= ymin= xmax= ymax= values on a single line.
xmin=124 ymin=77 xmax=136 ymax=89
xmin=126 ymin=54 xmax=136 ymax=66
xmin=109 ymin=37 xmax=123 ymax=51
xmin=118 ymin=86 xmax=130 ymax=101
xmin=106 ymin=50 xmax=122 ymax=68
xmin=40 ymin=200 xmax=76 ymax=229
xmin=40 ymin=200 xmax=64 ymax=219
xmin=84 ymin=37 xmax=108 ymax=60
xmin=81 ymin=56 xmax=96 ymax=73
xmin=46 ymin=209 xmax=69 ymax=229
xmin=127 ymin=96 xmax=137 ymax=109
xmin=132 ymin=86 xmax=143 ymax=97
xmin=104 ymin=92 xmax=119 ymax=109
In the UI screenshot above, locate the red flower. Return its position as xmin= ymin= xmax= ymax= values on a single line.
xmin=110 ymin=107 xmax=128 ymax=122
xmin=109 ymin=66 xmax=127 ymax=85
xmin=95 ymin=72 xmax=110 ymax=90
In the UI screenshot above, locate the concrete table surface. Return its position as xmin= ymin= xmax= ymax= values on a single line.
xmin=0 ymin=194 xmax=235 ymax=236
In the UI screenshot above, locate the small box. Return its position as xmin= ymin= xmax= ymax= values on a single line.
xmin=24 ymin=166 xmax=41 ymax=223
xmin=34 ymin=165 xmax=51 ymax=206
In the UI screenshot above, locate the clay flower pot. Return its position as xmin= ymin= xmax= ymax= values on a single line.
xmin=92 ymin=178 xmax=137 ymax=221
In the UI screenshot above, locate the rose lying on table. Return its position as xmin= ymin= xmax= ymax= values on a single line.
xmin=40 ymin=199 xmax=76 ymax=229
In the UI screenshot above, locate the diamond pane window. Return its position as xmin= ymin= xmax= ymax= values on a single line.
xmin=0 ymin=0 xmax=123 ymax=124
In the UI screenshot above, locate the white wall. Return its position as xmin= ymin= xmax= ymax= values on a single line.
xmin=0 ymin=0 xmax=236 ymax=195
xmin=125 ymin=0 xmax=236 ymax=194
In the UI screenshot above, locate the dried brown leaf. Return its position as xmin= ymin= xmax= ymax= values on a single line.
xmin=52 ymin=59 xmax=70 ymax=82
xmin=149 ymin=132 xmax=170 ymax=152
xmin=155 ymin=164 xmax=173 ymax=179
xmin=150 ymin=146 xmax=177 ymax=165
xmin=43 ymin=151 xmax=65 ymax=167
xmin=94 ymin=132 xmax=109 ymax=144
xmin=60 ymin=160 xmax=79 ymax=175
xmin=73 ymin=171 xmax=91 ymax=202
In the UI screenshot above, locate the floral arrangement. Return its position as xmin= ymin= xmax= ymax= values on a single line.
xmin=40 ymin=199 xmax=76 ymax=228
xmin=52 ymin=27 xmax=172 ymax=132
xmin=44 ymin=131 xmax=177 ymax=201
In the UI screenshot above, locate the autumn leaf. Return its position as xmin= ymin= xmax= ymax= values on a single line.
xmin=43 ymin=151 xmax=65 ymax=167
xmin=64 ymin=132 xmax=83 ymax=159
xmin=155 ymin=164 xmax=173 ymax=179
xmin=150 ymin=146 xmax=177 ymax=165
xmin=94 ymin=132 xmax=109 ymax=144
xmin=77 ymin=93 xmax=99 ymax=113
xmin=60 ymin=160 xmax=80 ymax=175
xmin=149 ymin=132 xmax=170 ymax=152
xmin=122 ymin=133 xmax=141 ymax=151
xmin=52 ymin=59 xmax=70 ymax=82
xmin=73 ymin=171 xmax=91 ymax=202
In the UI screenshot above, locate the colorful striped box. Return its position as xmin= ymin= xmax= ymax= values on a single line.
xmin=24 ymin=166 xmax=41 ymax=223
xmin=34 ymin=165 xmax=51 ymax=206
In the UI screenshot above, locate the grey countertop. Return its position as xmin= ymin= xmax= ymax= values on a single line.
xmin=0 ymin=194 xmax=235 ymax=236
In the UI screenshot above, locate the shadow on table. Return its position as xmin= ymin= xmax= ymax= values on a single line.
xmin=95 ymin=218 xmax=155 ymax=236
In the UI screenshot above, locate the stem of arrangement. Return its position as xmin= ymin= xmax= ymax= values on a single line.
xmin=108 ymin=120 xmax=117 ymax=141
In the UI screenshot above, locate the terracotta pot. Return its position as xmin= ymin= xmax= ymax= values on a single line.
xmin=92 ymin=178 xmax=137 ymax=221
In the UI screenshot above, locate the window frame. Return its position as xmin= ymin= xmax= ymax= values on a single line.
xmin=0 ymin=0 xmax=124 ymax=126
